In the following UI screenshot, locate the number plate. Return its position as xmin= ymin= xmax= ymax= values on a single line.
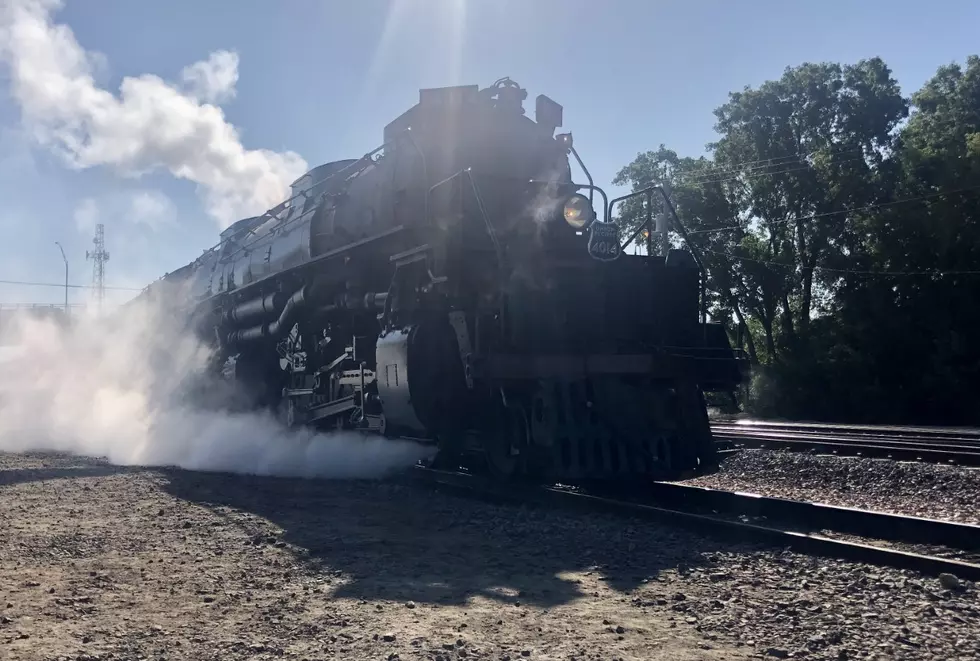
xmin=587 ymin=221 xmax=621 ymax=262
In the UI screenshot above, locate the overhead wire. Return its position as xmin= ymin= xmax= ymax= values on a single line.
xmin=686 ymin=184 xmax=980 ymax=236
xmin=687 ymin=154 xmax=871 ymax=187
xmin=0 ymin=278 xmax=141 ymax=291
xmin=666 ymin=145 xmax=868 ymax=184
xmin=631 ymin=151 xmax=980 ymax=277
xmin=699 ymin=245 xmax=980 ymax=277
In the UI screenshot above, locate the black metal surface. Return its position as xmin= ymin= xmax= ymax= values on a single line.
xmin=375 ymin=327 xmax=425 ymax=434
xmin=407 ymin=466 xmax=980 ymax=580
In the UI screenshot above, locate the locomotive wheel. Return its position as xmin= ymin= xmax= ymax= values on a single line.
xmin=482 ymin=401 xmax=529 ymax=481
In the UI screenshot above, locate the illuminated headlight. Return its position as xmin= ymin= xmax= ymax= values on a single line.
xmin=562 ymin=193 xmax=594 ymax=229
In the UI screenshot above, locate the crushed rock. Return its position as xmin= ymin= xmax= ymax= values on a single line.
xmin=2 ymin=450 xmax=979 ymax=660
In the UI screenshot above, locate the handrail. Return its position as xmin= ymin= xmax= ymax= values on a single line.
xmin=464 ymin=170 xmax=502 ymax=263
xmin=610 ymin=188 xmax=655 ymax=255
xmin=568 ymin=144 xmax=595 ymax=207
xmin=461 ymin=171 xmax=508 ymax=336
xmin=403 ymin=128 xmax=429 ymax=222
xmin=426 ymin=169 xmax=466 ymax=224
xmin=425 ymin=168 xmax=503 ymax=265
xmin=610 ymin=186 xmax=709 ymax=325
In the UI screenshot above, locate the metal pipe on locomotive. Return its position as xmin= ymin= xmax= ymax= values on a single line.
xmin=132 ymin=78 xmax=745 ymax=482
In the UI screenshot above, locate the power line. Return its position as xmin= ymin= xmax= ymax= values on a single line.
xmin=701 ymin=245 xmax=980 ymax=278
xmin=687 ymin=185 xmax=980 ymax=277
xmin=646 ymin=145 xmax=870 ymax=189
xmin=627 ymin=153 xmax=873 ymax=207
xmin=672 ymin=146 xmax=868 ymax=183
xmin=0 ymin=278 xmax=140 ymax=291
xmin=688 ymin=154 xmax=871 ymax=187
xmin=686 ymin=184 xmax=980 ymax=236
xmin=0 ymin=303 xmax=87 ymax=308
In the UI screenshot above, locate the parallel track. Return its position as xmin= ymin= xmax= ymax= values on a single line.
xmin=407 ymin=466 xmax=980 ymax=580
xmin=712 ymin=420 xmax=980 ymax=466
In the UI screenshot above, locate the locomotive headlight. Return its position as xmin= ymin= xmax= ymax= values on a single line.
xmin=562 ymin=193 xmax=594 ymax=229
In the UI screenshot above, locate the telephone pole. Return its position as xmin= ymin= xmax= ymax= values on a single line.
xmin=86 ymin=224 xmax=110 ymax=313
xmin=657 ymin=181 xmax=672 ymax=257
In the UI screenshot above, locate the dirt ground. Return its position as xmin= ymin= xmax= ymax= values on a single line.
xmin=2 ymin=451 xmax=978 ymax=661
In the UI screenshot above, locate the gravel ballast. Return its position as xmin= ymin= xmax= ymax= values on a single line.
xmin=688 ymin=449 xmax=980 ymax=525
xmin=1 ymin=450 xmax=979 ymax=661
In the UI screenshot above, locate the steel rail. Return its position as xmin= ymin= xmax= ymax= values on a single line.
xmin=713 ymin=419 xmax=980 ymax=439
xmin=714 ymin=435 xmax=980 ymax=453
xmin=731 ymin=437 xmax=980 ymax=453
xmin=406 ymin=466 xmax=980 ymax=581
xmin=713 ymin=428 xmax=980 ymax=451
xmin=642 ymin=482 xmax=980 ymax=552
xmin=713 ymin=427 xmax=980 ymax=466
xmin=715 ymin=435 xmax=980 ymax=465
xmin=713 ymin=425 xmax=980 ymax=446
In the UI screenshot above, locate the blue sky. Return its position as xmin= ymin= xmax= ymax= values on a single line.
xmin=1 ymin=0 xmax=978 ymax=308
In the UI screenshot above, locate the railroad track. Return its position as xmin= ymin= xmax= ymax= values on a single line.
xmin=407 ymin=466 xmax=980 ymax=581
xmin=712 ymin=420 xmax=980 ymax=466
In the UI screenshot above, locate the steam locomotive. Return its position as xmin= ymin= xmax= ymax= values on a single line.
xmin=135 ymin=78 xmax=744 ymax=482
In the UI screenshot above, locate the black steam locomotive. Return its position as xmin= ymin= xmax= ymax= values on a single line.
xmin=136 ymin=78 xmax=744 ymax=482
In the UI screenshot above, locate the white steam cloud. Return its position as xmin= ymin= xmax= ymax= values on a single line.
xmin=0 ymin=0 xmax=308 ymax=228
xmin=0 ymin=300 xmax=433 ymax=479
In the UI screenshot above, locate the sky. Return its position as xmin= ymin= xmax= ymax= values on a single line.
xmin=0 ymin=0 xmax=978 ymax=309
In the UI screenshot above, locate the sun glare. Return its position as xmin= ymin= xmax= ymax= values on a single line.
xmin=362 ymin=0 xmax=467 ymax=101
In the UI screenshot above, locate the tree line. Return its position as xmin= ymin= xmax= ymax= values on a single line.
xmin=614 ymin=55 xmax=980 ymax=424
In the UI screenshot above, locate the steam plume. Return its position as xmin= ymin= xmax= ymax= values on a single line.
xmin=0 ymin=0 xmax=308 ymax=228
xmin=0 ymin=301 xmax=433 ymax=479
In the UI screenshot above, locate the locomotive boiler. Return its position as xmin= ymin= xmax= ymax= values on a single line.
xmin=135 ymin=78 xmax=744 ymax=482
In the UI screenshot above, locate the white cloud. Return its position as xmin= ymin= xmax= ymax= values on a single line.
xmin=0 ymin=0 xmax=308 ymax=229
xmin=180 ymin=50 xmax=238 ymax=104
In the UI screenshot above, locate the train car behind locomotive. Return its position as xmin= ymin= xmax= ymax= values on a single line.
xmin=134 ymin=77 xmax=745 ymax=483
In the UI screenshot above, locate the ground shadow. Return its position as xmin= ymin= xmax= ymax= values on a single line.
xmin=160 ymin=466 xmax=746 ymax=610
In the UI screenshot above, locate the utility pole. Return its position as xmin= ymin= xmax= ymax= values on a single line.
xmin=54 ymin=241 xmax=68 ymax=320
xmin=657 ymin=181 xmax=672 ymax=257
xmin=86 ymin=224 xmax=110 ymax=314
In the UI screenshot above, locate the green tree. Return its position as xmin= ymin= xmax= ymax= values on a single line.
xmin=827 ymin=56 xmax=980 ymax=422
xmin=709 ymin=58 xmax=907 ymax=351
xmin=615 ymin=59 xmax=908 ymax=369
